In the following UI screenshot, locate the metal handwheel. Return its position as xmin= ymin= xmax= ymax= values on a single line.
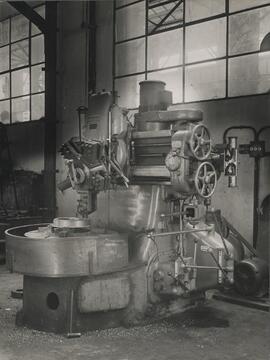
xmin=189 ymin=124 xmax=212 ymax=160
xmin=194 ymin=161 xmax=217 ymax=198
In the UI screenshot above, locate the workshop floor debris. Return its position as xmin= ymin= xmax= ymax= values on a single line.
xmin=0 ymin=266 xmax=269 ymax=360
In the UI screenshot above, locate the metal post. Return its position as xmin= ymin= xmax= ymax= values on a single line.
xmin=44 ymin=2 xmax=57 ymax=218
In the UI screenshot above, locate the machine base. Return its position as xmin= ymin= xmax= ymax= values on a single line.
xmin=16 ymin=269 xmax=203 ymax=334
xmin=18 ymin=272 xmax=142 ymax=334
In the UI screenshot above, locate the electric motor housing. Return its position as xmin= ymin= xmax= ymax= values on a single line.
xmin=234 ymin=257 xmax=269 ymax=297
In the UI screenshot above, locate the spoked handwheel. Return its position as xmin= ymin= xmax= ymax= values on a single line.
xmin=195 ymin=162 xmax=217 ymax=198
xmin=189 ymin=124 xmax=212 ymax=160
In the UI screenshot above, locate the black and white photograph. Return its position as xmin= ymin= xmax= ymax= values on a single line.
xmin=0 ymin=0 xmax=269 ymax=359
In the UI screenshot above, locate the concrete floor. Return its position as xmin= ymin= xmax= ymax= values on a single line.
xmin=0 ymin=265 xmax=269 ymax=360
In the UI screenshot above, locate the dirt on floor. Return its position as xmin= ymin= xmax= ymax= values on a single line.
xmin=0 ymin=265 xmax=269 ymax=360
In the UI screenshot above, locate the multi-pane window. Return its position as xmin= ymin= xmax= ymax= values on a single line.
xmin=114 ymin=0 xmax=270 ymax=108
xmin=0 ymin=5 xmax=45 ymax=124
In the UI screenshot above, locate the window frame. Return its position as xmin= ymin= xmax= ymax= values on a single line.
xmin=113 ymin=0 xmax=270 ymax=108
xmin=0 ymin=4 xmax=45 ymax=124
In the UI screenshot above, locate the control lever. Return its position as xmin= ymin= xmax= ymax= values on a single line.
xmin=167 ymin=272 xmax=189 ymax=292
xmin=109 ymin=159 xmax=129 ymax=188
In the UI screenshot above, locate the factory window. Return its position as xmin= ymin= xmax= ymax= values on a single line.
xmin=147 ymin=0 xmax=184 ymax=34
xmin=114 ymin=0 xmax=270 ymax=108
xmin=0 ymin=5 xmax=45 ymax=124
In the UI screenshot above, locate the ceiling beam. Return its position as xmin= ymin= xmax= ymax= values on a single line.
xmin=149 ymin=0 xmax=183 ymax=34
xmin=8 ymin=1 xmax=47 ymax=33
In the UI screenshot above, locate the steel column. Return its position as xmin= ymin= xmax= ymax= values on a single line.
xmin=44 ymin=3 xmax=57 ymax=218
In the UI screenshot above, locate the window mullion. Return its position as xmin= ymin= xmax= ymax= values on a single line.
xmin=9 ymin=17 xmax=12 ymax=124
xmin=182 ymin=0 xmax=185 ymax=103
xmin=29 ymin=19 xmax=32 ymax=121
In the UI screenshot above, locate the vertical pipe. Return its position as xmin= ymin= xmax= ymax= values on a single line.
xmin=107 ymin=110 xmax=112 ymax=230
xmin=253 ymin=156 xmax=260 ymax=248
xmin=193 ymin=240 xmax=198 ymax=286
xmin=178 ymin=199 xmax=184 ymax=255
xmin=223 ymin=127 xmax=259 ymax=249
xmin=253 ymin=126 xmax=270 ymax=248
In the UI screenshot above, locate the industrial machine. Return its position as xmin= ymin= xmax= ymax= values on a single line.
xmin=5 ymin=81 xmax=268 ymax=334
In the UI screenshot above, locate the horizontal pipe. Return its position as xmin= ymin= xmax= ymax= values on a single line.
xmin=149 ymin=227 xmax=212 ymax=238
xmin=257 ymin=126 xmax=270 ymax=138
xmin=181 ymin=265 xmax=233 ymax=271
xmin=223 ymin=126 xmax=256 ymax=144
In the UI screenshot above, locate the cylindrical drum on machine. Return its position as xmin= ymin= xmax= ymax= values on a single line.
xmin=5 ymin=224 xmax=128 ymax=277
xmin=139 ymin=80 xmax=166 ymax=112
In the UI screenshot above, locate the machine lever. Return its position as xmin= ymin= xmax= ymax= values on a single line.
xmin=209 ymin=251 xmax=228 ymax=280
xmin=167 ymin=272 xmax=189 ymax=292
xmin=109 ymin=160 xmax=129 ymax=188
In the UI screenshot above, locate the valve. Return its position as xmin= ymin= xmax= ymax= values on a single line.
xmin=194 ymin=161 xmax=217 ymax=198
xmin=189 ymin=124 xmax=212 ymax=160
